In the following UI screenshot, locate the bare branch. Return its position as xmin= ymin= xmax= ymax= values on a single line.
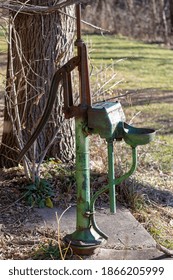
xmin=59 ymin=9 xmax=109 ymax=33
xmin=0 ymin=0 xmax=90 ymax=14
xmin=156 ymin=243 xmax=173 ymax=257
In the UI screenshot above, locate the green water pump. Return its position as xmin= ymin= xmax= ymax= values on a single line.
xmin=17 ymin=4 xmax=156 ymax=255
xmin=64 ymin=100 xmax=155 ymax=254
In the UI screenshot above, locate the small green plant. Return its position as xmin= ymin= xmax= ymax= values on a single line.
xmin=33 ymin=241 xmax=61 ymax=260
xmin=24 ymin=177 xmax=54 ymax=208
xmin=32 ymin=239 xmax=73 ymax=260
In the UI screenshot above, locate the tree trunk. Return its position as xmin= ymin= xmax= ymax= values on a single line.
xmin=0 ymin=0 xmax=75 ymax=168
xmin=170 ymin=0 xmax=173 ymax=33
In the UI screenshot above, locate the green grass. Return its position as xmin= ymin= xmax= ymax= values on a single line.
xmin=88 ymin=34 xmax=173 ymax=91
xmin=123 ymin=102 xmax=173 ymax=172
xmin=124 ymin=103 xmax=173 ymax=134
xmin=0 ymin=26 xmax=7 ymax=88
xmin=0 ymin=27 xmax=7 ymax=53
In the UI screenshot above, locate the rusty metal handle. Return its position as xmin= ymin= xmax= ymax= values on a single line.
xmin=17 ymin=56 xmax=80 ymax=162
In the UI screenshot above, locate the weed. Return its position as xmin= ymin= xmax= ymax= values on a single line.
xmin=117 ymin=177 xmax=146 ymax=211
xmin=24 ymin=177 xmax=54 ymax=208
xmin=147 ymin=218 xmax=173 ymax=250
xmin=33 ymin=241 xmax=60 ymax=260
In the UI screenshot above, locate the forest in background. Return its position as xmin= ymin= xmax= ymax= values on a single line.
xmin=82 ymin=0 xmax=173 ymax=44
xmin=1 ymin=1 xmax=173 ymax=43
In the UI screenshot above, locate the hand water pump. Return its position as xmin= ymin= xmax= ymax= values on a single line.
xmin=18 ymin=3 xmax=156 ymax=255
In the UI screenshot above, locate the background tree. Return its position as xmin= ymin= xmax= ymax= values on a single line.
xmin=0 ymin=0 xmax=89 ymax=172
xmin=83 ymin=0 xmax=172 ymax=44
xmin=169 ymin=0 xmax=173 ymax=33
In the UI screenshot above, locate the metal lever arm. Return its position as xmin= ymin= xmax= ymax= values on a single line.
xmin=17 ymin=56 xmax=80 ymax=162
xmin=75 ymin=3 xmax=92 ymax=108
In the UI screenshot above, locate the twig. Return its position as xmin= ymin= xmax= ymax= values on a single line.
xmin=0 ymin=0 xmax=90 ymax=14
xmin=129 ymin=111 xmax=142 ymax=125
xmin=97 ymin=91 xmax=137 ymax=104
xmin=6 ymin=240 xmax=40 ymax=246
xmin=36 ymin=126 xmax=61 ymax=176
xmin=56 ymin=205 xmax=72 ymax=260
xmin=7 ymin=20 xmax=31 ymax=178
xmin=0 ymin=191 xmax=30 ymax=213
xmin=59 ymin=9 xmax=109 ymax=33
xmin=156 ymin=243 xmax=173 ymax=257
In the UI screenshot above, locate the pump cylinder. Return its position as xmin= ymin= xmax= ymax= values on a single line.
xmin=75 ymin=117 xmax=91 ymax=231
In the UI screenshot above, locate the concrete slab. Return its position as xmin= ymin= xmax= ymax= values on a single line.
xmin=88 ymin=248 xmax=164 ymax=260
xmin=33 ymin=205 xmax=155 ymax=250
xmin=27 ymin=204 xmax=172 ymax=259
xmin=29 ymin=204 xmax=167 ymax=259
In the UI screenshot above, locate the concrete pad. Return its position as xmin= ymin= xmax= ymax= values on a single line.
xmin=33 ymin=205 xmax=156 ymax=250
xmin=24 ymin=204 xmax=172 ymax=260
xmin=89 ymin=248 xmax=164 ymax=260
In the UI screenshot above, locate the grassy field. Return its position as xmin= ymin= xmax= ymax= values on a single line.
xmin=88 ymin=34 xmax=173 ymax=91
xmin=88 ymin=35 xmax=173 ymax=172
xmin=0 ymin=32 xmax=173 ymax=257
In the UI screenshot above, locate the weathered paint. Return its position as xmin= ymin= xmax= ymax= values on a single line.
xmin=75 ymin=117 xmax=90 ymax=231
xmin=107 ymin=139 xmax=116 ymax=213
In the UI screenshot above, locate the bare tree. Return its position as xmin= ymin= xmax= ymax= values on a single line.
xmin=0 ymin=1 xmax=89 ymax=171
xmin=169 ymin=0 xmax=173 ymax=33
xmin=159 ymin=0 xmax=169 ymax=43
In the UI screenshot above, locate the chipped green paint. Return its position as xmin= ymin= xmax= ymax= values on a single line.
xmin=107 ymin=139 xmax=116 ymax=213
xmin=75 ymin=117 xmax=90 ymax=231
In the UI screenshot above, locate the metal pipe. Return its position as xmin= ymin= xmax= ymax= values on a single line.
xmin=90 ymin=185 xmax=109 ymax=240
xmin=75 ymin=4 xmax=91 ymax=108
xmin=107 ymin=139 xmax=116 ymax=213
xmin=75 ymin=117 xmax=91 ymax=231
xmin=114 ymin=147 xmax=137 ymax=186
xmin=17 ymin=56 xmax=79 ymax=162
xmin=64 ymin=117 xmax=105 ymax=252
xmin=76 ymin=4 xmax=82 ymax=41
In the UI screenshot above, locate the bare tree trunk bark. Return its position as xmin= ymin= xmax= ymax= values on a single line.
xmin=126 ymin=0 xmax=134 ymax=37
xmin=0 ymin=0 xmax=75 ymax=168
xmin=169 ymin=0 xmax=173 ymax=33
xmin=152 ymin=0 xmax=157 ymax=41
xmin=159 ymin=0 xmax=169 ymax=43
